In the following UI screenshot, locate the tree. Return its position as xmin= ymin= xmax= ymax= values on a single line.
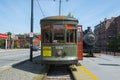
xmin=7 ymin=32 xmax=12 ymax=36
xmin=7 ymin=32 xmax=12 ymax=48
xmin=0 ymin=39 xmax=5 ymax=48
xmin=24 ymin=43 xmax=30 ymax=48
xmin=108 ymin=32 xmax=120 ymax=52
xmin=67 ymin=12 xmax=74 ymax=18
xmin=108 ymin=39 xmax=113 ymax=49
xmin=117 ymin=32 xmax=120 ymax=51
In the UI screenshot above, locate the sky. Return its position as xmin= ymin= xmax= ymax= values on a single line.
xmin=0 ymin=0 xmax=120 ymax=34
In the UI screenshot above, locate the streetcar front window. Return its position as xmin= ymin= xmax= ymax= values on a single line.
xmin=42 ymin=24 xmax=77 ymax=43
xmin=53 ymin=25 xmax=65 ymax=43
xmin=53 ymin=30 xmax=64 ymax=43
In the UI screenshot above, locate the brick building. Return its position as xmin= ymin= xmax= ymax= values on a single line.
xmin=16 ymin=34 xmax=30 ymax=48
xmin=16 ymin=34 xmax=41 ymax=48
xmin=94 ymin=16 xmax=120 ymax=51
xmin=33 ymin=35 xmax=41 ymax=46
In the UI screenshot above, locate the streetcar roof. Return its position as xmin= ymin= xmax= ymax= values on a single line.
xmin=40 ymin=16 xmax=78 ymax=23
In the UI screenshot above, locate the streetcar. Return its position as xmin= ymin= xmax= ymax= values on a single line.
xmin=40 ymin=16 xmax=83 ymax=65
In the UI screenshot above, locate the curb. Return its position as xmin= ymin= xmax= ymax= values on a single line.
xmin=0 ymin=49 xmax=29 ymax=52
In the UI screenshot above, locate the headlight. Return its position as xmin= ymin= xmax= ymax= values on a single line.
xmin=84 ymin=33 xmax=96 ymax=45
xmin=57 ymin=50 xmax=62 ymax=56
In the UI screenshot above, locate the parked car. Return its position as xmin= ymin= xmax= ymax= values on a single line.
xmin=32 ymin=46 xmax=39 ymax=51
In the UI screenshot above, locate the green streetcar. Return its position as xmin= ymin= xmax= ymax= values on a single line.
xmin=40 ymin=16 xmax=83 ymax=65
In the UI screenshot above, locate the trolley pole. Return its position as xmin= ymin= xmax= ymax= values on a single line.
xmin=59 ymin=0 xmax=61 ymax=16
xmin=54 ymin=0 xmax=68 ymax=16
xmin=30 ymin=0 xmax=34 ymax=62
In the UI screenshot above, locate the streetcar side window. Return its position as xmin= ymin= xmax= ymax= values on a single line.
xmin=77 ymin=32 xmax=80 ymax=42
xmin=67 ymin=30 xmax=76 ymax=43
xmin=77 ymin=26 xmax=82 ymax=42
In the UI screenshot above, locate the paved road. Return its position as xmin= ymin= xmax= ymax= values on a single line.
xmin=0 ymin=49 xmax=40 ymax=67
xmin=0 ymin=56 xmax=44 ymax=80
xmin=1 ymin=49 xmax=120 ymax=80
xmin=81 ymin=54 xmax=120 ymax=80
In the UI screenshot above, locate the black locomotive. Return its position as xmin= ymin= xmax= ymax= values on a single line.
xmin=83 ymin=27 xmax=97 ymax=56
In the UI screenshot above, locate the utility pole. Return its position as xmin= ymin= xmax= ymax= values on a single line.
xmin=30 ymin=0 xmax=34 ymax=62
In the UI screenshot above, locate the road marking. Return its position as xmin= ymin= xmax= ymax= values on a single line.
xmin=80 ymin=66 xmax=99 ymax=80
xmin=71 ymin=65 xmax=99 ymax=80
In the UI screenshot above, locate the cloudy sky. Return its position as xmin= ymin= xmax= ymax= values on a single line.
xmin=0 ymin=0 xmax=120 ymax=34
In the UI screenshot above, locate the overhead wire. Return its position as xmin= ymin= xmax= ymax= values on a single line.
xmin=36 ymin=0 xmax=45 ymax=17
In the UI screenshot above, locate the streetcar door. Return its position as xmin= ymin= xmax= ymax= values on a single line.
xmin=77 ymin=25 xmax=83 ymax=60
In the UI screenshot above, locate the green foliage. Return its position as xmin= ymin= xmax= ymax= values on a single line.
xmin=117 ymin=32 xmax=120 ymax=51
xmin=108 ymin=38 xmax=114 ymax=49
xmin=7 ymin=32 xmax=12 ymax=36
xmin=0 ymin=39 xmax=5 ymax=48
xmin=118 ymin=43 xmax=120 ymax=51
xmin=14 ymin=42 xmax=18 ymax=48
xmin=7 ymin=32 xmax=12 ymax=48
xmin=108 ymin=32 xmax=120 ymax=52
xmin=24 ymin=43 xmax=30 ymax=48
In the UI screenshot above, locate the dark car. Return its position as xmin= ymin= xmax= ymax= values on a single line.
xmin=32 ymin=46 xmax=39 ymax=51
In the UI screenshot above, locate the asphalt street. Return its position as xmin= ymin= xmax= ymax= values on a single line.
xmin=0 ymin=49 xmax=120 ymax=80
xmin=0 ymin=55 xmax=44 ymax=80
xmin=0 ymin=49 xmax=40 ymax=67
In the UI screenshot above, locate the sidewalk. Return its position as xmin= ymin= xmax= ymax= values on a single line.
xmin=0 ymin=49 xmax=29 ymax=53
xmin=101 ymin=51 xmax=120 ymax=56
xmin=0 ymin=49 xmax=15 ymax=52
xmin=0 ymin=56 xmax=44 ymax=80
xmin=0 ymin=49 xmax=40 ymax=68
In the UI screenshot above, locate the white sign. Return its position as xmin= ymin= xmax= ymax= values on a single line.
xmin=78 ymin=27 xmax=82 ymax=32
xmin=29 ymin=32 xmax=33 ymax=37
xmin=11 ymin=34 xmax=15 ymax=39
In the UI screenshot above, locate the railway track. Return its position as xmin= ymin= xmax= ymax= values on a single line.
xmin=42 ymin=65 xmax=75 ymax=80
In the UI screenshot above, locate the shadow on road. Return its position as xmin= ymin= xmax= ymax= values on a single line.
xmin=99 ymin=63 xmax=120 ymax=66
xmin=12 ymin=56 xmax=45 ymax=74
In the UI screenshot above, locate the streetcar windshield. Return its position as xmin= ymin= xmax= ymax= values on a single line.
xmin=42 ymin=24 xmax=77 ymax=43
xmin=53 ymin=25 xmax=65 ymax=43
